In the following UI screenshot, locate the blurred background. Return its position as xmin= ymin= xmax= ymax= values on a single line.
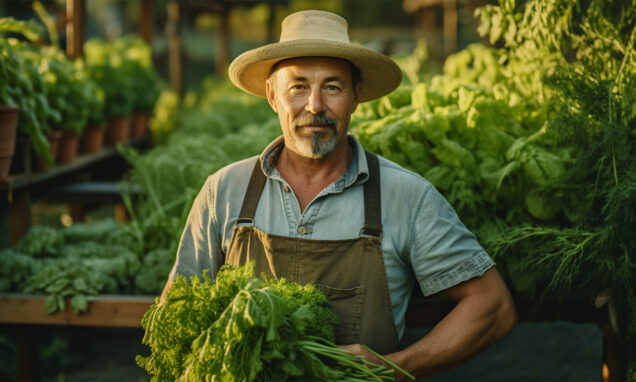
xmin=1 ymin=0 xmax=488 ymax=92
xmin=2 ymin=0 xmax=630 ymax=381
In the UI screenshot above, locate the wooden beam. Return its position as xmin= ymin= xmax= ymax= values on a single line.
xmin=167 ymin=0 xmax=182 ymax=94
xmin=8 ymin=188 xmax=30 ymax=246
xmin=0 ymin=293 xmax=155 ymax=328
xmin=216 ymin=5 xmax=230 ymax=76
xmin=140 ymin=0 xmax=153 ymax=44
xmin=65 ymin=0 xmax=85 ymax=59
xmin=443 ymin=0 xmax=458 ymax=56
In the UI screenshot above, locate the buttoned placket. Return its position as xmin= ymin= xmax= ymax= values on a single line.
xmin=271 ymin=169 xmax=355 ymax=239
xmin=262 ymin=136 xmax=366 ymax=239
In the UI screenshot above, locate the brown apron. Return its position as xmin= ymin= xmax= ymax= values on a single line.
xmin=225 ymin=151 xmax=400 ymax=354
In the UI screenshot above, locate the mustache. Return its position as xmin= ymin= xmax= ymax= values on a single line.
xmin=293 ymin=112 xmax=337 ymax=129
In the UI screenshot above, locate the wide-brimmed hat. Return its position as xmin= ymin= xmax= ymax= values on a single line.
xmin=228 ymin=10 xmax=402 ymax=102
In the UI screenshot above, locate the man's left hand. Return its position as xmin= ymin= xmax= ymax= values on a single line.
xmin=340 ymin=344 xmax=411 ymax=381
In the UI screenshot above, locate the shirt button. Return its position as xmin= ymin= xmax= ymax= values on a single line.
xmin=297 ymin=226 xmax=312 ymax=235
xmin=283 ymin=185 xmax=291 ymax=193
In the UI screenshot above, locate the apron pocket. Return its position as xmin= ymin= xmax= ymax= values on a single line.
xmin=315 ymin=284 xmax=365 ymax=345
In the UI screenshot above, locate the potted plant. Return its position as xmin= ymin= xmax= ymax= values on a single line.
xmin=118 ymin=36 xmax=163 ymax=140
xmin=0 ymin=17 xmax=58 ymax=174
xmin=78 ymin=65 xmax=106 ymax=154
xmin=32 ymin=47 xmax=96 ymax=164
xmin=84 ymin=38 xmax=135 ymax=146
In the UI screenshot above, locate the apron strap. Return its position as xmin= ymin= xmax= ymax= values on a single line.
xmin=361 ymin=151 xmax=382 ymax=238
xmin=237 ymin=158 xmax=266 ymax=225
xmin=237 ymin=152 xmax=383 ymax=238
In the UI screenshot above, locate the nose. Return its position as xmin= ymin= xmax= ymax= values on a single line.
xmin=305 ymin=86 xmax=324 ymax=114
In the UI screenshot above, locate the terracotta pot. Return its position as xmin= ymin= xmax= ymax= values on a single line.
xmin=106 ymin=116 xmax=131 ymax=145
xmin=80 ymin=123 xmax=105 ymax=154
xmin=57 ymin=130 xmax=79 ymax=164
xmin=131 ymin=112 xmax=150 ymax=139
xmin=36 ymin=131 xmax=62 ymax=171
xmin=0 ymin=106 xmax=20 ymax=180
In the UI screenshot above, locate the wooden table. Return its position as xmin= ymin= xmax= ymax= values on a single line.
xmin=0 ymin=293 xmax=155 ymax=380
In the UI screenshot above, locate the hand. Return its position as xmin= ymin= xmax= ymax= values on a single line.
xmin=339 ymin=343 xmax=385 ymax=366
xmin=340 ymin=344 xmax=412 ymax=382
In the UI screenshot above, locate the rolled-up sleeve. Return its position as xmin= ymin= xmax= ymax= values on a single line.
xmin=409 ymin=186 xmax=494 ymax=296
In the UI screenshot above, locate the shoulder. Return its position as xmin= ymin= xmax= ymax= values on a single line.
xmin=203 ymin=155 xmax=260 ymax=197
xmin=375 ymin=154 xmax=436 ymax=199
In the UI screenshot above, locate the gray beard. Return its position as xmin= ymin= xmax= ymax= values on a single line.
xmin=293 ymin=131 xmax=339 ymax=159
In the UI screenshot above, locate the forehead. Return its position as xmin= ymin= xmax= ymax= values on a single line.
xmin=271 ymin=57 xmax=352 ymax=81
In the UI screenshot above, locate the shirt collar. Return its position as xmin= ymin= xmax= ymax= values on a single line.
xmin=259 ymin=134 xmax=370 ymax=191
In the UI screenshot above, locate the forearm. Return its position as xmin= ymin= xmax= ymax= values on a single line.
xmin=387 ymin=269 xmax=517 ymax=380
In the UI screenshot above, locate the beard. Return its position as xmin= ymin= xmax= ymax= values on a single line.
xmin=290 ymin=112 xmax=341 ymax=158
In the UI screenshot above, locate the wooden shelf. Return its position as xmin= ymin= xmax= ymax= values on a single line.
xmin=0 ymin=139 xmax=146 ymax=192
xmin=0 ymin=293 xmax=155 ymax=328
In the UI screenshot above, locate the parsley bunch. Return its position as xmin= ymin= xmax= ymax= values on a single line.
xmin=137 ymin=263 xmax=411 ymax=381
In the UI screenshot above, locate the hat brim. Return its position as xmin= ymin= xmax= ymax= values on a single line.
xmin=228 ymin=39 xmax=402 ymax=102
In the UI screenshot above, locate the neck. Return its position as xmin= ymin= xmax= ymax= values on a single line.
xmin=277 ymin=137 xmax=353 ymax=211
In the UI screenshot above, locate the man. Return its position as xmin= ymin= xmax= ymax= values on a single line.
xmin=162 ymin=10 xmax=517 ymax=380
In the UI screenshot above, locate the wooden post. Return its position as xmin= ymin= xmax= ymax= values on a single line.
xmin=167 ymin=0 xmax=182 ymax=94
xmin=216 ymin=5 xmax=230 ymax=77
xmin=267 ymin=3 xmax=278 ymax=44
xmin=140 ymin=0 xmax=153 ymax=44
xmin=9 ymin=189 xmax=30 ymax=246
xmin=65 ymin=0 xmax=85 ymax=59
xmin=443 ymin=0 xmax=458 ymax=57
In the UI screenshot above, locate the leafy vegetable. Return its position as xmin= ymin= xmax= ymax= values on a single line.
xmin=0 ymin=17 xmax=55 ymax=164
xmin=137 ymin=262 xmax=411 ymax=381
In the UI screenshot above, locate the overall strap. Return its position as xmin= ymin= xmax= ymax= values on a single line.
xmin=361 ymin=151 xmax=383 ymax=238
xmin=237 ymin=158 xmax=267 ymax=224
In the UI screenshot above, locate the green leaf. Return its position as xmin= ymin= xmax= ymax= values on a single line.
xmin=45 ymin=295 xmax=58 ymax=314
xmin=70 ymin=294 xmax=88 ymax=314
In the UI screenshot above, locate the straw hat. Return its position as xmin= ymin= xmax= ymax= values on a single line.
xmin=228 ymin=10 xmax=402 ymax=102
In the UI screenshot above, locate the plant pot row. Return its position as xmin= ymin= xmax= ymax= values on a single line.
xmin=0 ymin=108 xmax=150 ymax=180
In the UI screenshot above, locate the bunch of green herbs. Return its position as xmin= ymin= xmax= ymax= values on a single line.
xmin=137 ymin=262 xmax=411 ymax=381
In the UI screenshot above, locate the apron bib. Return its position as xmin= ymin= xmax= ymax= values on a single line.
xmin=225 ymin=151 xmax=399 ymax=353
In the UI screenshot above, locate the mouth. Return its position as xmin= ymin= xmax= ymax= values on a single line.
xmin=293 ymin=112 xmax=337 ymax=131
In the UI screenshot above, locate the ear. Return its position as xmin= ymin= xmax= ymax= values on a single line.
xmin=265 ymin=78 xmax=278 ymax=113
xmin=350 ymin=83 xmax=362 ymax=113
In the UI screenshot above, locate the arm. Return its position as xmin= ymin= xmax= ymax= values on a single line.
xmin=160 ymin=278 xmax=174 ymax=303
xmin=160 ymin=176 xmax=223 ymax=303
xmin=343 ymin=266 xmax=517 ymax=380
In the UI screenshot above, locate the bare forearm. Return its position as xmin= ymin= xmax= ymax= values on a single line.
xmin=387 ymin=269 xmax=517 ymax=380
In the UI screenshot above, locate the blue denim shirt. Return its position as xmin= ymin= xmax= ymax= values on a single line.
xmin=170 ymin=134 xmax=494 ymax=338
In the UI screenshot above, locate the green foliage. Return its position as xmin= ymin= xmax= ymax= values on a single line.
xmin=137 ymin=263 xmax=404 ymax=381
xmin=134 ymin=249 xmax=174 ymax=294
xmin=351 ymin=0 xmax=636 ymax=353
xmin=3 ymin=218 xmax=173 ymax=312
xmin=0 ymin=249 xmax=35 ymax=292
xmin=0 ymin=17 xmax=55 ymax=164
xmin=84 ymin=36 xmax=163 ymax=119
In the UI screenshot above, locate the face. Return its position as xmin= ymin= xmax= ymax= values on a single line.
xmin=266 ymin=57 xmax=360 ymax=159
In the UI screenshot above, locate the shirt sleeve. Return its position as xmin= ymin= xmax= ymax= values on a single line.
xmin=409 ymin=186 xmax=495 ymax=296
xmin=168 ymin=176 xmax=224 ymax=282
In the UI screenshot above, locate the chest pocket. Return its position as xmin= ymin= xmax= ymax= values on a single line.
xmin=315 ymin=284 xmax=365 ymax=345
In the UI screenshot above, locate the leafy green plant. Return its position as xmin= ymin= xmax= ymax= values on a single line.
xmin=18 ymin=44 xmax=102 ymax=135
xmin=84 ymin=36 xmax=162 ymax=119
xmin=137 ymin=262 xmax=412 ymax=381
xmin=0 ymin=17 xmax=57 ymax=164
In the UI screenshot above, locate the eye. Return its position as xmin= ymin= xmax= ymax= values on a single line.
xmin=325 ymin=84 xmax=341 ymax=92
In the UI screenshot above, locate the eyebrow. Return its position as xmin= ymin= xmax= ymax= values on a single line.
xmin=291 ymin=76 xmax=346 ymax=85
